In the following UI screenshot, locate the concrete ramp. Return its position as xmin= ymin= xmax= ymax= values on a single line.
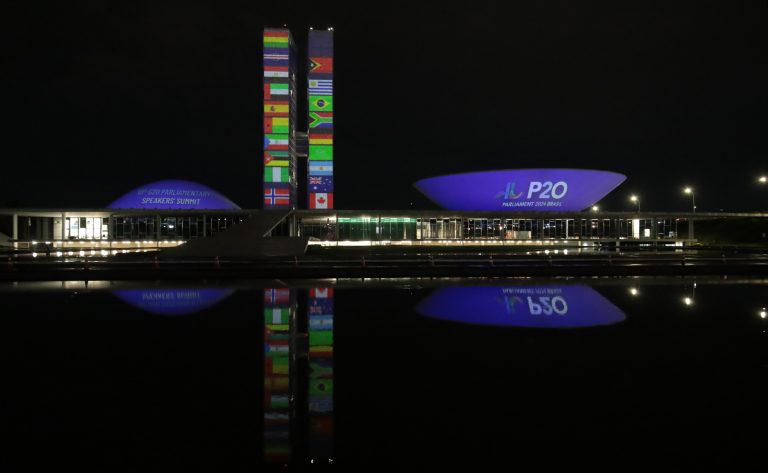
xmin=160 ymin=211 xmax=308 ymax=259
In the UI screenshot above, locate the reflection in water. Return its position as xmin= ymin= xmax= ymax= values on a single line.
xmin=263 ymin=287 xmax=335 ymax=466
xmin=416 ymin=285 xmax=626 ymax=328
xmin=308 ymin=288 xmax=334 ymax=461
xmin=112 ymin=288 xmax=235 ymax=315
xmin=263 ymin=288 xmax=293 ymax=462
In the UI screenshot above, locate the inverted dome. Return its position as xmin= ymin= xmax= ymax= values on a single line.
xmin=415 ymin=285 xmax=626 ymax=329
xmin=108 ymin=180 xmax=240 ymax=210
xmin=414 ymin=169 xmax=625 ymax=212
xmin=112 ymin=288 xmax=235 ymax=316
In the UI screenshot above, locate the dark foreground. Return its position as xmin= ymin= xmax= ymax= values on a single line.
xmin=1 ymin=276 xmax=765 ymax=471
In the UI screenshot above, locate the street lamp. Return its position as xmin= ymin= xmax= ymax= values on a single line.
xmin=591 ymin=205 xmax=599 ymax=212
xmin=759 ymin=176 xmax=767 ymax=184
xmin=629 ymin=195 xmax=640 ymax=213
xmin=683 ymin=187 xmax=696 ymax=212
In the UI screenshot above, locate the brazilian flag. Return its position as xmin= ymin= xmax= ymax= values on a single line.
xmin=309 ymin=95 xmax=333 ymax=112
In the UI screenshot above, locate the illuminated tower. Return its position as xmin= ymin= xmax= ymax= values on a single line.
xmin=307 ymin=30 xmax=334 ymax=209
xmin=263 ymin=28 xmax=297 ymax=209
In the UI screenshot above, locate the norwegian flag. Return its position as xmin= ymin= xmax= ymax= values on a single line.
xmin=309 ymin=192 xmax=333 ymax=209
xmin=265 ymin=288 xmax=290 ymax=305
xmin=309 ymin=288 xmax=333 ymax=299
xmin=265 ymin=186 xmax=290 ymax=207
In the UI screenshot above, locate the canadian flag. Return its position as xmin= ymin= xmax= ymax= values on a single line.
xmin=310 ymin=192 xmax=333 ymax=209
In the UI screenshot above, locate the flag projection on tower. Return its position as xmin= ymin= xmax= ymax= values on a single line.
xmin=263 ymin=28 xmax=297 ymax=209
xmin=307 ymin=30 xmax=334 ymax=209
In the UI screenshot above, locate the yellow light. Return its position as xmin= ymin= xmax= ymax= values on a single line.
xmin=56 ymin=251 xmax=63 ymax=257
xmin=630 ymin=195 xmax=638 ymax=202
xmin=684 ymin=187 xmax=692 ymax=194
xmin=629 ymin=288 xmax=639 ymax=296
xmin=759 ymin=176 xmax=767 ymax=183
xmin=683 ymin=297 xmax=693 ymax=306
xmin=591 ymin=206 xmax=599 ymax=211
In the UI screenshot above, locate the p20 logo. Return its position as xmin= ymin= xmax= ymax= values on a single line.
xmin=527 ymin=181 xmax=568 ymax=199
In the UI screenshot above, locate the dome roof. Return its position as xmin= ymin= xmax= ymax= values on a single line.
xmin=414 ymin=169 xmax=626 ymax=212
xmin=107 ymin=180 xmax=240 ymax=210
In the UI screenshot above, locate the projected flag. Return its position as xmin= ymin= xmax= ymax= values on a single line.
xmin=307 ymin=30 xmax=334 ymax=209
xmin=263 ymin=27 xmax=296 ymax=209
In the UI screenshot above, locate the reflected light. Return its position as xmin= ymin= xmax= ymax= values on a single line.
xmin=760 ymin=307 xmax=766 ymax=319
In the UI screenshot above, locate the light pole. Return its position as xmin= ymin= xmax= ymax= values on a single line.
xmin=630 ymin=195 xmax=640 ymax=213
xmin=683 ymin=187 xmax=696 ymax=212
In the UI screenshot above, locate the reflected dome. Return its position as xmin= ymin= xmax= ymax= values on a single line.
xmin=415 ymin=285 xmax=625 ymax=328
xmin=107 ymin=179 xmax=240 ymax=210
xmin=112 ymin=288 xmax=235 ymax=316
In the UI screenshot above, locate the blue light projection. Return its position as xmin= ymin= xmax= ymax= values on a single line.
xmin=414 ymin=169 xmax=626 ymax=211
xmin=112 ymin=288 xmax=235 ymax=316
xmin=107 ymin=180 xmax=241 ymax=210
xmin=415 ymin=285 xmax=626 ymax=328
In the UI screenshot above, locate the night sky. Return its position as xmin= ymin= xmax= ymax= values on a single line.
xmin=2 ymin=1 xmax=766 ymax=211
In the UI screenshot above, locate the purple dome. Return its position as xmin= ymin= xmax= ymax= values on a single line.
xmin=414 ymin=169 xmax=626 ymax=212
xmin=107 ymin=180 xmax=240 ymax=210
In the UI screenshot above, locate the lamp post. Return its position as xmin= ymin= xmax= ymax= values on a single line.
xmin=683 ymin=187 xmax=696 ymax=240
xmin=683 ymin=187 xmax=696 ymax=212
xmin=629 ymin=195 xmax=640 ymax=213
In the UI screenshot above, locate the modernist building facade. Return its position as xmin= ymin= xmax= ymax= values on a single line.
xmin=0 ymin=30 xmax=711 ymax=251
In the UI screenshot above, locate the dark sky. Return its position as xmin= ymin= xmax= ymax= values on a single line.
xmin=2 ymin=1 xmax=766 ymax=211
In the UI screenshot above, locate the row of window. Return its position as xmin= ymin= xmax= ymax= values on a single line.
xmin=300 ymin=218 xmax=680 ymax=241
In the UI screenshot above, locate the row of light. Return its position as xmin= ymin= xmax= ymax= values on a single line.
xmin=32 ymin=249 xmax=157 ymax=257
xmin=628 ymin=287 xmax=767 ymax=317
xmin=590 ymin=177 xmax=767 ymax=212
xmin=31 ymin=240 xmax=185 ymax=245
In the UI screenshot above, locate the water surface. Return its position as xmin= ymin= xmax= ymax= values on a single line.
xmin=1 ymin=277 xmax=765 ymax=470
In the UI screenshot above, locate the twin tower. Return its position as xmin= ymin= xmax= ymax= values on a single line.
xmin=263 ymin=27 xmax=334 ymax=210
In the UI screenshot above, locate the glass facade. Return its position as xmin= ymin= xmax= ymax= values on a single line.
xmin=64 ymin=217 xmax=109 ymax=240
xmin=299 ymin=214 xmax=679 ymax=243
xmin=111 ymin=215 xmax=245 ymax=241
